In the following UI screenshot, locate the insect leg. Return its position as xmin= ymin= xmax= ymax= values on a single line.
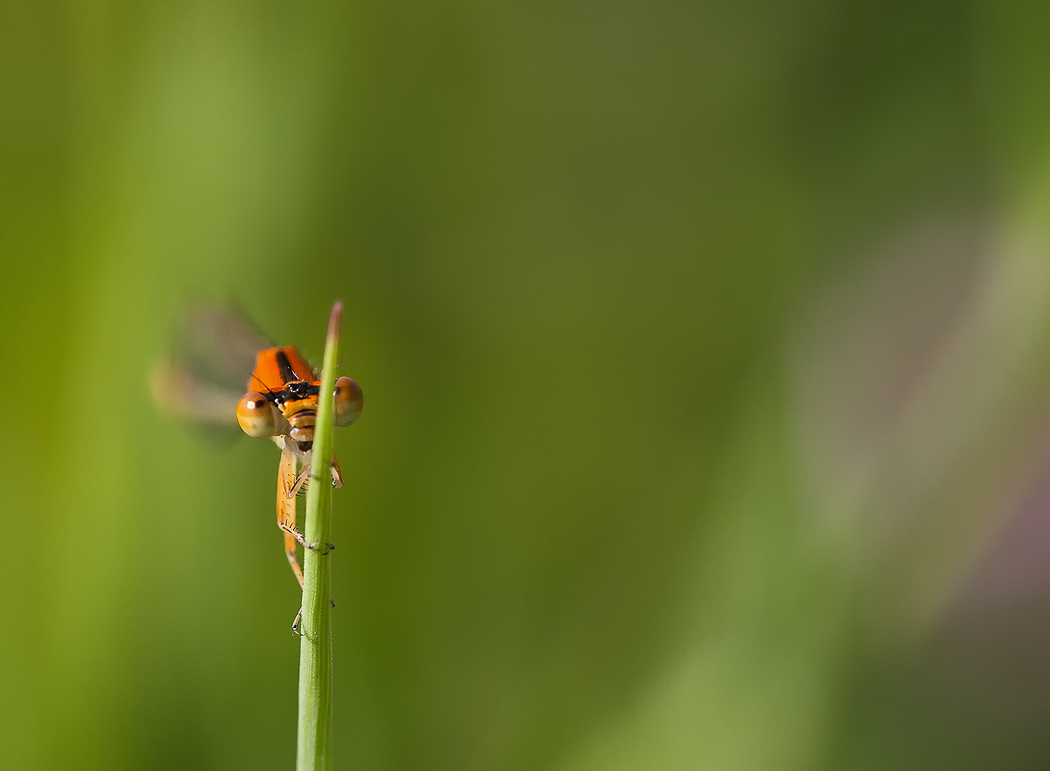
xmin=283 ymin=449 xmax=336 ymax=634
xmin=278 ymin=450 xmax=334 ymax=554
xmin=290 ymin=456 xmax=341 ymax=496
xmin=277 ymin=446 xmax=305 ymax=588
xmin=289 ymin=466 xmax=309 ymax=497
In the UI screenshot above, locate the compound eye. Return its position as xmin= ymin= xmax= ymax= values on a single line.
xmin=237 ymin=391 xmax=276 ymax=438
xmin=333 ymin=376 xmax=363 ymax=427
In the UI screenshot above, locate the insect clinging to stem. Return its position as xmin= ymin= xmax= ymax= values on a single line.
xmin=151 ymin=302 xmax=364 ymax=594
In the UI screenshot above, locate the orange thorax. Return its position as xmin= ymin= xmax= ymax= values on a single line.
xmin=249 ymin=347 xmax=321 ymax=448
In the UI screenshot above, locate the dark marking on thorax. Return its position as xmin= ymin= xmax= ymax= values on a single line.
xmin=276 ymin=350 xmax=299 ymax=385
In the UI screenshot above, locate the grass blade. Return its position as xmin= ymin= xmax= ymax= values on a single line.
xmin=296 ymin=301 xmax=342 ymax=771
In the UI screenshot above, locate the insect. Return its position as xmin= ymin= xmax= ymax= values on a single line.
xmin=151 ymin=303 xmax=363 ymax=591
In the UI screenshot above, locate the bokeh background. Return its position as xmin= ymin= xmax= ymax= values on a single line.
xmin=6 ymin=1 xmax=1050 ymax=769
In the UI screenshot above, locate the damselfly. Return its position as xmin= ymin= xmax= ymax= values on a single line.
xmin=151 ymin=303 xmax=363 ymax=590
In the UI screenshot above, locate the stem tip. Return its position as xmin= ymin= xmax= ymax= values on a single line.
xmin=326 ymin=301 xmax=343 ymax=343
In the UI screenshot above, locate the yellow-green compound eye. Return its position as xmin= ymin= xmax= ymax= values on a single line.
xmin=333 ymin=376 xmax=363 ymax=427
xmin=237 ymin=391 xmax=276 ymax=438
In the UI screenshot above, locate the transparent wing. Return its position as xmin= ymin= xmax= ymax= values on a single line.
xmin=150 ymin=301 xmax=273 ymax=430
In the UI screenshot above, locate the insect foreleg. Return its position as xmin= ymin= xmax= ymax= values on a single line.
xmin=277 ymin=447 xmax=305 ymax=588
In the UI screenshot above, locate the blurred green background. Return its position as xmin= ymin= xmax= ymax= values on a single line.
xmin=7 ymin=1 xmax=1050 ymax=769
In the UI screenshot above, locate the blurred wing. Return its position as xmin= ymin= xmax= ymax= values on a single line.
xmin=150 ymin=301 xmax=272 ymax=430
xmin=172 ymin=300 xmax=272 ymax=393
xmin=150 ymin=358 xmax=242 ymax=427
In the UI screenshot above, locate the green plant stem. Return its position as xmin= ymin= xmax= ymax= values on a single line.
xmin=296 ymin=301 xmax=342 ymax=771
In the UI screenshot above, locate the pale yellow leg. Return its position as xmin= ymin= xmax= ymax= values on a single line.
xmin=276 ymin=447 xmax=305 ymax=588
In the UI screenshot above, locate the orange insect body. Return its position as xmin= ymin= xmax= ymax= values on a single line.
xmin=234 ymin=344 xmax=363 ymax=595
xmin=153 ymin=305 xmax=363 ymax=616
